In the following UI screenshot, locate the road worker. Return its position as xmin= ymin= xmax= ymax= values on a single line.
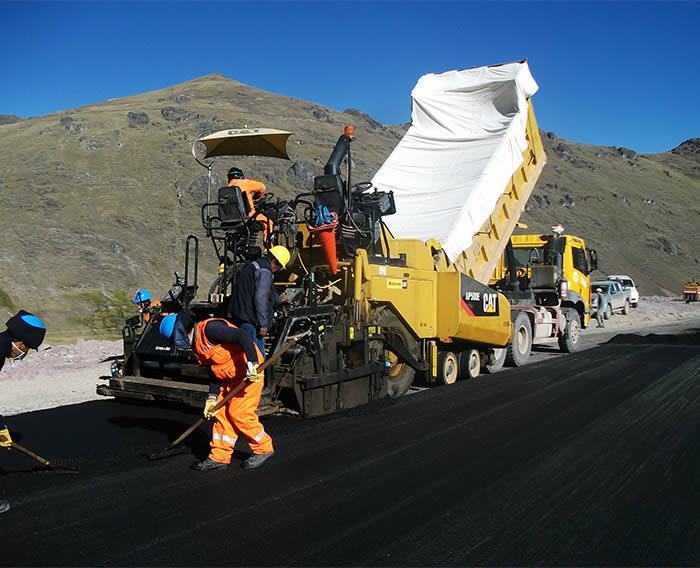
xmin=227 ymin=245 xmax=290 ymax=356
xmin=159 ymin=312 xmax=274 ymax=470
xmin=226 ymin=167 xmax=274 ymax=243
xmin=594 ymin=287 xmax=608 ymax=328
xmin=0 ymin=310 xmax=47 ymax=514
xmin=132 ymin=289 xmax=160 ymax=324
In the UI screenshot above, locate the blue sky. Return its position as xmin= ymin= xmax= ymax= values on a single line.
xmin=1 ymin=1 xmax=698 ymax=153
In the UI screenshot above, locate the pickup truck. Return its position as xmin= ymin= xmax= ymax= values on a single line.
xmin=591 ymin=280 xmax=632 ymax=318
xmin=608 ymin=274 xmax=640 ymax=307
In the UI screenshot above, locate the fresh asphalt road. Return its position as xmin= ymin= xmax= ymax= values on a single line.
xmin=1 ymin=323 xmax=699 ymax=566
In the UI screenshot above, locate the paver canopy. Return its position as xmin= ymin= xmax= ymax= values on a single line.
xmin=196 ymin=128 xmax=293 ymax=160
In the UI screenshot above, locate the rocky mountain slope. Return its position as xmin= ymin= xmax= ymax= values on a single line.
xmin=0 ymin=74 xmax=697 ymax=335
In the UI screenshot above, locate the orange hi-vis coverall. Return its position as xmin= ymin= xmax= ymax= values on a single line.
xmin=193 ymin=318 xmax=273 ymax=464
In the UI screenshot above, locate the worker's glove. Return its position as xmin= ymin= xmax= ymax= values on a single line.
xmin=246 ymin=361 xmax=264 ymax=382
xmin=0 ymin=427 xmax=13 ymax=448
xmin=203 ymin=396 xmax=220 ymax=420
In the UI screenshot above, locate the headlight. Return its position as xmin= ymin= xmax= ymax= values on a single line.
xmin=110 ymin=361 xmax=122 ymax=377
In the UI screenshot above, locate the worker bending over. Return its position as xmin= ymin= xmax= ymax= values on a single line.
xmin=228 ymin=245 xmax=290 ymax=356
xmin=159 ymin=313 xmax=274 ymax=471
xmin=0 ymin=311 xmax=47 ymax=514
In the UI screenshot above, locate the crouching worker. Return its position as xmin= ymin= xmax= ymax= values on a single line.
xmin=159 ymin=313 xmax=274 ymax=471
xmin=1 ymin=310 xmax=47 ymax=514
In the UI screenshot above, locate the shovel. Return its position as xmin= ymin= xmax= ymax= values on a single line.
xmin=147 ymin=331 xmax=309 ymax=461
xmin=10 ymin=441 xmax=80 ymax=474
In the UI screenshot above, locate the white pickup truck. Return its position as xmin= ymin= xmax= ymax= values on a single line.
xmin=591 ymin=280 xmax=632 ymax=318
xmin=608 ymin=275 xmax=640 ymax=307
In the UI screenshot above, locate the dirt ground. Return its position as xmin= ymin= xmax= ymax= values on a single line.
xmin=1 ymin=296 xmax=698 ymax=417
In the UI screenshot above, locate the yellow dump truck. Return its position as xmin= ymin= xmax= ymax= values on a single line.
xmin=683 ymin=281 xmax=700 ymax=302
xmin=489 ymin=229 xmax=597 ymax=365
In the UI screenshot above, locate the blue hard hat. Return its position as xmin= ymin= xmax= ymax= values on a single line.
xmin=6 ymin=310 xmax=46 ymax=349
xmin=159 ymin=313 xmax=177 ymax=340
xmin=133 ymin=289 xmax=152 ymax=304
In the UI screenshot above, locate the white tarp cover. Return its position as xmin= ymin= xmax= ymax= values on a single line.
xmin=372 ymin=61 xmax=538 ymax=261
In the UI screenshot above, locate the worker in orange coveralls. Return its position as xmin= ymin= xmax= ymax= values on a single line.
xmin=159 ymin=312 xmax=274 ymax=471
xmin=226 ymin=167 xmax=273 ymax=242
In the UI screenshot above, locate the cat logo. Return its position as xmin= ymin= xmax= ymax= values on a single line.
xmin=483 ymin=293 xmax=497 ymax=313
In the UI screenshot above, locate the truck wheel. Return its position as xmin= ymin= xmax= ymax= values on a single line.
xmin=437 ymin=351 xmax=459 ymax=385
xmin=506 ymin=312 xmax=532 ymax=367
xmin=458 ymin=349 xmax=481 ymax=379
xmin=375 ymin=308 xmax=419 ymax=398
xmin=622 ymin=300 xmax=630 ymax=315
xmin=484 ymin=348 xmax=506 ymax=374
xmin=558 ymin=310 xmax=581 ymax=353
xmin=605 ymin=304 xmax=613 ymax=319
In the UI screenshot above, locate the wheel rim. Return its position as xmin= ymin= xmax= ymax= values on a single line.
xmin=443 ymin=354 xmax=458 ymax=385
xmin=469 ymin=351 xmax=480 ymax=377
xmin=516 ymin=325 xmax=528 ymax=354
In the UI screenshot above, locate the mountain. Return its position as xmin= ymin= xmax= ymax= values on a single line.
xmin=0 ymin=74 xmax=697 ymax=336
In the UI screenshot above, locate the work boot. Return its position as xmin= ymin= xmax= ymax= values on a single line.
xmin=191 ymin=458 xmax=229 ymax=471
xmin=242 ymin=451 xmax=274 ymax=470
xmin=0 ymin=499 xmax=10 ymax=514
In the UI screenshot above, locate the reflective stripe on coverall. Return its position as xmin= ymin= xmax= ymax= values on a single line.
xmin=194 ymin=319 xmax=272 ymax=464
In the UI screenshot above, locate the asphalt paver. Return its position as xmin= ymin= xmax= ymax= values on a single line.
xmin=2 ymin=327 xmax=699 ymax=566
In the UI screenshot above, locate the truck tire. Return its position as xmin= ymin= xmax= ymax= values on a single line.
xmin=437 ymin=351 xmax=459 ymax=385
xmin=558 ymin=310 xmax=581 ymax=353
xmin=374 ymin=308 xmax=419 ymax=398
xmin=458 ymin=348 xmax=481 ymax=379
xmin=505 ymin=312 xmax=532 ymax=367
xmin=484 ymin=348 xmax=506 ymax=374
xmin=605 ymin=304 xmax=613 ymax=319
xmin=622 ymin=300 xmax=630 ymax=315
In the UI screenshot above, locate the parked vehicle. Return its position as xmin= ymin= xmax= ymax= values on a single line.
xmin=591 ymin=280 xmax=632 ymax=318
xmin=683 ymin=281 xmax=699 ymax=303
xmin=608 ymin=275 xmax=640 ymax=307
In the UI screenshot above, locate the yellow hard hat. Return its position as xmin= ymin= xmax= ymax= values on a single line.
xmin=269 ymin=245 xmax=291 ymax=268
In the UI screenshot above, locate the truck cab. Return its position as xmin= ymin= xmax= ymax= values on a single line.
xmin=490 ymin=229 xmax=597 ymax=356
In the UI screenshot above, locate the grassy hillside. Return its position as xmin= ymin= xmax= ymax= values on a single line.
xmin=0 ymin=74 xmax=697 ymax=336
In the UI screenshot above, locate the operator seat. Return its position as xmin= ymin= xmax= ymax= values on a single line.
xmin=217 ymin=185 xmax=250 ymax=228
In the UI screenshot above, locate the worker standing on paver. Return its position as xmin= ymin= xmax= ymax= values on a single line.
xmin=227 ymin=246 xmax=290 ymax=356
xmin=159 ymin=312 xmax=274 ymax=471
xmin=595 ymin=287 xmax=608 ymax=328
xmin=0 ymin=310 xmax=47 ymax=514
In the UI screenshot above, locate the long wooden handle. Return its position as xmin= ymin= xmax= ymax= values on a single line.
xmin=162 ymin=332 xmax=309 ymax=451
xmin=11 ymin=441 xmax=51 ymax=466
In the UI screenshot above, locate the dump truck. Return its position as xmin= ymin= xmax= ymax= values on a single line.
xmin=99 ymin=61 xmax=548 ymax=417
xmin=488 ymin=227 xmax=598 ymax=367
xmin=683 ymin=280 xmax=699 ymax=303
